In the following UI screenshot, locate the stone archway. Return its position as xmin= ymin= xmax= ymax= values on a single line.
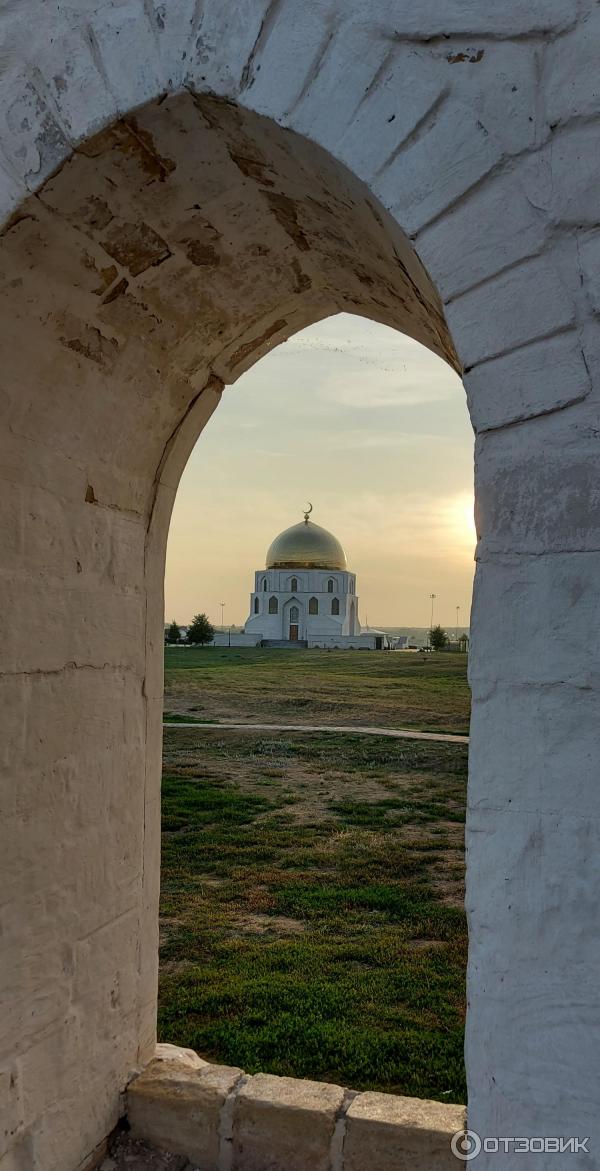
xmin=1 ymin=5 xmax=598 ymax=1169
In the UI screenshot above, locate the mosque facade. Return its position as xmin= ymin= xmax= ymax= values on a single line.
xmin=242 ymin=508 xmax=387 ymax=649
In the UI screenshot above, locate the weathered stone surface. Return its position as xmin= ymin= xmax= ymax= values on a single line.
xmin=292 ymin=22 xmax=401 ymax=152
xmin=446 ymin=255 xmax=575 ymax=368
xmin=88 ymin=3 xmax=163 ymax=114
xmin=0 ymin=159 xmax=28 ymax=228
xmin=184 ymin=0 xmax=271 ymax=97
xmin=238 ymin=0 xmax=339 ymax=120
xmin=417 ymin=169 xmax=547 ymax=301
xmin=469 ymin=667 xmax=600 ymax=817
xmin=37 ymin=29 xmax=118 ymax=142
xmin=358 ymin=0 xmax=577 ymax=36
xmin=335 ymin=48 xmax=446 ymax=181
xmin=522 ymin=123 xmax=600 ymax=227
xmin=464 ymin=331 xmax=590 ymax=431
xmin=465 ymin=802 xmax=600 ymax=1138
xmin=232 ymin=1073 xmax=344 ymax=1171
xmin=471 ymin=549 xmax=600 ymax=688
xmin=0 ymin=77 xmax=71 ymax=189
xmin=577 ymin=230 xmax=600 ymax=316
xmin=128 ymin=1060 xmax=242 ymax=1171
xmin=475 ymin=408 xmax=600 ymax=556
xmin=376 ymin=102 xmax=503 ymax=235
xmin=0 ymin=1066 xmax=23 ymax=1160
xmin=344 ymin=1091 xmax=465 ymax=1170
xmin=437 ymin=41 xmax=539 ymax=157
xmin=154 ymin=1044 xmax=209 ymax=1070
xmin=544 ymin=9 xmax=600 ymax=125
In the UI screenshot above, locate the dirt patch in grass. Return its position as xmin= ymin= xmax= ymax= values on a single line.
xmin=164 ymin=646 xmax=470 ymax=732
xmin=233 ymin=913 xmax=306 ymax=935
xmin=159 ymin=727 xmax=467 ymax=1103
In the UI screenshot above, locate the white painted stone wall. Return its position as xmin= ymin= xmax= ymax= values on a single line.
xmin=0 ymin=4 xmax=598 ymax=1170
xmin=210 ymin=633 xmax=262 ymax=647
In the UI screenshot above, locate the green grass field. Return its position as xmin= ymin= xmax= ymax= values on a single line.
xmin=158 ymin=723 xmax=468 ymax=1102
xmin=164 ymin=646 xmax=470 ymax=732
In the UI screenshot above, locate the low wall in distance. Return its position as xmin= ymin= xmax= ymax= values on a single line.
xmin=211 ymin=633 xmax=263 ymax=646
xmin=126 ymin=1044 xmax=465 ymax=1171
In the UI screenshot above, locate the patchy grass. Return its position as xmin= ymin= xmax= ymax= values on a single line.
xmin=164 ymin=646 xmax=470 ymax=732
xmin=158 ymin=728 xmax=467 ymax=1101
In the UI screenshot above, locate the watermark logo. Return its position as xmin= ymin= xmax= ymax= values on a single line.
xmin=452 ymin=1130 xmax=482 ymax=1161
xmin=451 ymin=1132 xmax=590 ymax=1161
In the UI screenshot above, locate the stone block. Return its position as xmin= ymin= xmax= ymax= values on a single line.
xmin=184 ymin=0 xmax=271 ymax=97
xmin=475 ymin=408 xmax=600 ymax=555
xmin=466 ymin=802 xmax=600 ymax=980
xmin=232 ymin=1073 xmax=344 ymax=1171
xmin=470 ymin=549 xmax=600 ymax=690
xmin=440 ymin=41 xmax=539 ymax=156
xmin=128 ymin=1059 xmax=242 ymax=1171
xmin=544 ymin=10 xmax=600 ymax=125
xmin=0 ymin=1135 xmax=33 ymax=1171
xmin=577 ymin=230 xmax=600 ymax=316
xmin=147 ymin=0 xmax=198 ymax=93
xmin=468 ymin=667 xmax=600 ymax=818
xmin=417 ymin=169 xmax=547 ymax=301
xmin=154 ymin=1043 xmax=209 ymax=1070
xmin=240 ymin=0 xmax=337 ymax=120
xmin=446 ymin=255 xmax=574 ymax=368
xmin=38 ymin=29 xmax=118 ymax=143
xmin=463 ymin=331 xmax=590 ymax=431
xmin=522 ymin=123 xmax=600 ymax=227
xmin=376 ymin=102 xmax=502 ymax=235
xmin=0 ymin=159 xmax=28 ymax=230
xmin=88 ymin=3 xmax=162 ymax=114
xmin=343 ymin=1091 xmax=465 ymax=1170
xmin=0 ymin=76 xmax=71 ymax=190
xmin=352 ymin=0 xmax=577 ymax=36
xmin=336 ymin=48 xmax=446 ymax=181
xmin=293 ymin=22 xmax=401 ymax=153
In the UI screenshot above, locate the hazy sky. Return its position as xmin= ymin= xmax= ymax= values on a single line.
xmin=165 ymin=313 xmax=476 ymax=629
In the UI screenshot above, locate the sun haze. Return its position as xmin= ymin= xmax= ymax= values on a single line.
xmin=165 ymin=313 xmax=475 ymax=630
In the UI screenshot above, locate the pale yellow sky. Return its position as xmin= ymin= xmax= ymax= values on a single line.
xmin=165 ymin=313 xmax=476 ymax=629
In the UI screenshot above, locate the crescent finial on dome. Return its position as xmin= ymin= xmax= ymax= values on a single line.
xmin=303 ymin=501 xmax=313 ymax=524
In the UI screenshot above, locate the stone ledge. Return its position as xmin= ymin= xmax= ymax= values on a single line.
xmin=126 ymin=1045 xmax=465 ymax=1171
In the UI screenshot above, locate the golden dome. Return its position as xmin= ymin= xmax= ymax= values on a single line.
xmin=266 ymin=518 xmax=347 ymax=570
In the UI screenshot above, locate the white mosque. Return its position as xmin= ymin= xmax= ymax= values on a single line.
xmin=235 ymin=506 xmax=387 ymax=650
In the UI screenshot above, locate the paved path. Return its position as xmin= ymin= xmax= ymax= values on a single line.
xmin=164 ymin=720 xmax=469 ymax=745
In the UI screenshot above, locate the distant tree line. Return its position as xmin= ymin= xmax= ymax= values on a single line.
xmin=165 ymin=613 xmax=215 ymax=646
xmin=427 ymin=625 xmax=469 ymax=652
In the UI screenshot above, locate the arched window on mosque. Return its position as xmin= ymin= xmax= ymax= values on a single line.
xmin=309 ymin=597 xmax=318 ymax=615
xmin=290 ymin=577 xmax=298 ymax=592
xmin=331 ymin=597 xmax=340 ymax=615
xmin=262 ymin=578 xmax=267 ymax=591
xmin=290 ymin=605 xmax=299 ymax=623
xmin=269 ymin=596 xmax=278 ymax=614
xmin=254 ymin=597 xmax=259 ymax=614
xmin=327 ymin=578 xmax=335 ymax=593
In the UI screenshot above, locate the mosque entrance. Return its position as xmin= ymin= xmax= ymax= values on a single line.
xmin=289 ymin=604 xmax=300 ymax=641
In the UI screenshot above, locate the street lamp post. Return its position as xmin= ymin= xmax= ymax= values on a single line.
xmin=456 ymin=605 xmax=460 ymax=642
xmin=220 ymin=601 xmax=225 ymax=631
xmin=428 ymin=593 xmax=436 ymax=648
